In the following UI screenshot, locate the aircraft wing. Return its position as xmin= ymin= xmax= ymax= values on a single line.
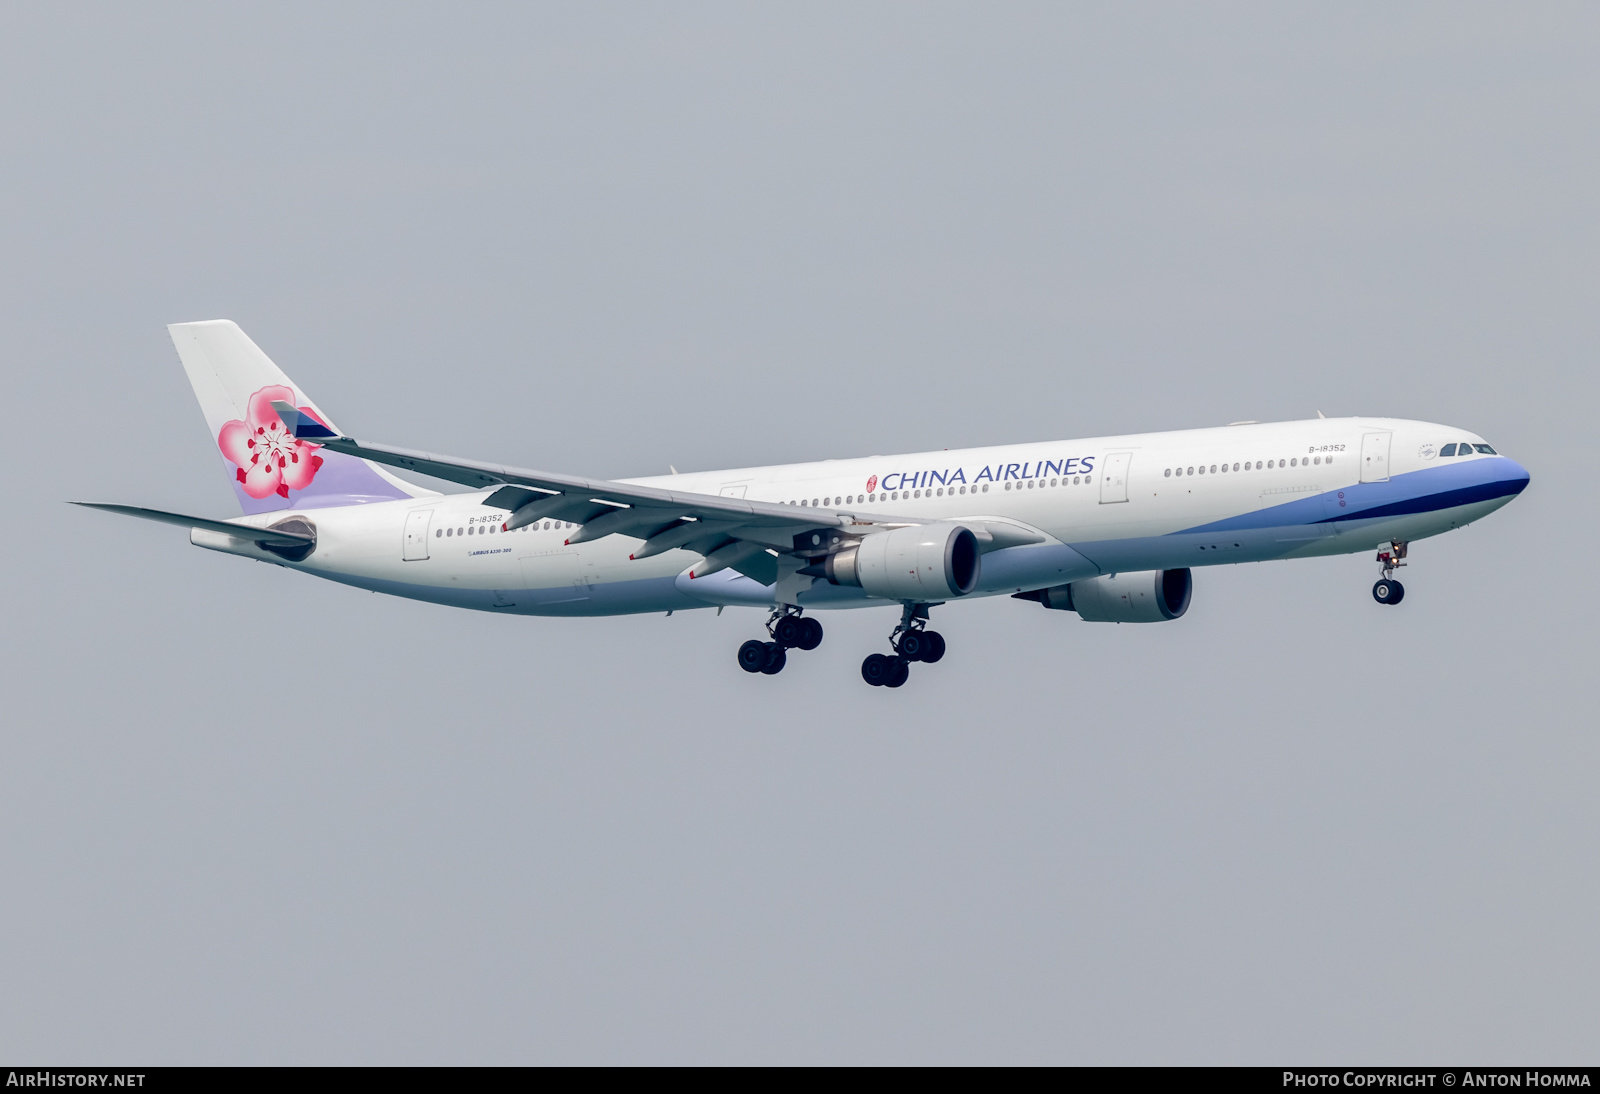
xmin=273 ymin=401 xmax=1049 ymax=584
xmin=273 ymin=401 xmax=879 ymax=582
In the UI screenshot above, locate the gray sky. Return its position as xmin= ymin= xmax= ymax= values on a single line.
xmin=1 ymin=2 xmax=1595 ymax=1064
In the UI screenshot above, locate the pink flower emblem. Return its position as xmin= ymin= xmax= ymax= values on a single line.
xmin=217 ymin=385 xmax=327 ymax=500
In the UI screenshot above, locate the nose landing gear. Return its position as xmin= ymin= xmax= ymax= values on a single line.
xmin=861 ymin=603 xmax=947 ymax=688
xmin=736 ymin=607 xmax=824 ymax=676
xmin=1373 ymin=540 xmax=1407 ymax=605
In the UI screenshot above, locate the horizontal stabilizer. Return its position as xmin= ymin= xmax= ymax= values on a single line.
xmin=72 ymin=502 xmax=315 ymax=546
xmin=271 ymin=399 xmax=340 ymax=440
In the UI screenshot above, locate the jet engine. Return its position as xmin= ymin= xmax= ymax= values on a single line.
xmin=824 ymin=523 xmax=980 ymax=600
xmin=1025 ymin=568 xmax=1191 ymax=622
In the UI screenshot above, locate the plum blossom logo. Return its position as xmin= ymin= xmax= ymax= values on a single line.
xmin=865 ymin=474 xmax=878 ymax=493
xmin=218 ymin=385 xmax=326 ymax=499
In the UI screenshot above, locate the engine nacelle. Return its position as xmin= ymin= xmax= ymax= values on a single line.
xmin=1031 ymin=568 xmax=1191 ymax=622
xmin=825 ymin=523 xmax=980 ymax=600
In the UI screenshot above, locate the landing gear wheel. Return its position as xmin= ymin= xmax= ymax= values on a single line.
xmin=898 ymin=630 xmax=928 ymax=662
xmin=760 ymin=643 xmax=787 ymax=674
xmin=1372 ymin=580 xmax=1405 ymax=605
xmin=797 ymin=617 xmax=824 ymax=651
xmin=738 ymin=639 xmax=769 ymax=673
xmin=861 ymin=653 xmax=893 ymax=686
xmin=919 ymin=631 xmax=946 ymax=663
xmin=773 ymin=616 xmax=803 ymax=648
xmin=885 ymin=658 xmax=910 ymax=688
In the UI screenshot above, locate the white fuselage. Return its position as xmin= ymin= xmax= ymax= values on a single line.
xmin=192 ymin=417 xmax=1528 ymax=617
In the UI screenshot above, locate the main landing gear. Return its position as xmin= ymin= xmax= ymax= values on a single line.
xmin=1373 ymin=540 xmax=1408 ymax=605
xmin=736 ymin=606 xmax=824 ymax=676
xmin=861 ymin=603 xmax=946 ymax=689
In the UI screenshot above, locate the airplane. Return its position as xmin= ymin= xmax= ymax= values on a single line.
xmin=78 ymin=320 xmax=1531 ymax=688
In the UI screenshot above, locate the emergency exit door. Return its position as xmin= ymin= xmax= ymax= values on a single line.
xmin=1360 ymin=432 xmax=1392 ymax=483
xmin=402 ymin=509 xmax=432 ymax=561
xmin=1099 ymin=452 xmax=1132 ymax=503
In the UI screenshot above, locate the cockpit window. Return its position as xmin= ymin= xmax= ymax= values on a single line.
xmin=1440 ymin=443 xmax=1457 ymax=456
xmin=1473 ymin=444 xmax=1496 ymax=454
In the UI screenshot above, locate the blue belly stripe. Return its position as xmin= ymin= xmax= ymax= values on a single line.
xmin=1315 ymin=475 xmax=1526 ymax=524
xmin=1175 ymin=457 xmax=1529 ymax=536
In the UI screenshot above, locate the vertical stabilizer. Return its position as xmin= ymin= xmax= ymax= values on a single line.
xmin=169 ymin=320 xmax=429 ymax=515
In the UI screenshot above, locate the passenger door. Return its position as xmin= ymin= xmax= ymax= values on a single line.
xmin=1099 ymin=452 xmax=1132 ymax=504
xmin=402 ymin=509 xmax=432 ymax=561
xmin=1360 ymin=432 xmax=1392 ymax=483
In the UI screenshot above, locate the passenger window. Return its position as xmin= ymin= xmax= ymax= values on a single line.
xmin=435 ymin=528 xmax=442 ymax=538
xmin=1474 ymin=444 xmax=1496 ymax=454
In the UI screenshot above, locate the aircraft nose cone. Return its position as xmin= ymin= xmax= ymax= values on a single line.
xmin=1503 ymin=458 xmax=1531 ymax=495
